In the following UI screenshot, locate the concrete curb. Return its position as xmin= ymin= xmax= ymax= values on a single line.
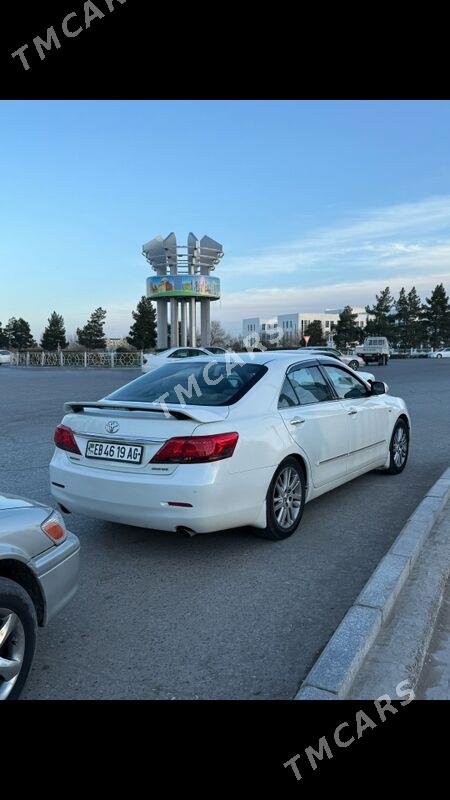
xmin=295 ymin=467 xmax=450 ymax=700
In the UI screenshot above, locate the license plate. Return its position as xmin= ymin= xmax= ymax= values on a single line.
xmin=85 ymin=441 xmax=143 ymax=464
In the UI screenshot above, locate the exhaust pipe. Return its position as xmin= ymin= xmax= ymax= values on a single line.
xmin=177 ymin=526 xmax=197 ymax=538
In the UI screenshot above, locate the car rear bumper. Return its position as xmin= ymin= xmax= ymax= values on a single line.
xmin=50 ymin=452 xmax=269 ymax=533
xmin=32 ymin=532 xmax=80 ymax=625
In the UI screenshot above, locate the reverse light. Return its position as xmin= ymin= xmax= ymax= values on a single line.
xmin=151 ymin=432 xmax=239 ymax=464
xmin=41 ymin=510 xmax=67 ymax=544
xmin=54 ymin=424 xmax=81 ymax=454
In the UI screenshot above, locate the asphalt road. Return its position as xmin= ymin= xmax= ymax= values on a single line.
xmin=1 ymin=360 xmax=449 ymax=700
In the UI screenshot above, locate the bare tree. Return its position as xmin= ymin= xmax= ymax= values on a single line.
xmin=210 ymin=320 xmax=231 ymax=346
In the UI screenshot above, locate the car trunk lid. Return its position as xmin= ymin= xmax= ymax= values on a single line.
xmin=60 ymin=401 xmax=230 ymax=473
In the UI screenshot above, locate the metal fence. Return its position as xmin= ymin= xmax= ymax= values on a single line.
xmin=10 ymin=351 xmax=144 ymax=368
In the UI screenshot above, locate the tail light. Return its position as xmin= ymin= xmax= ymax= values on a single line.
xmin=41 ymin=510 xmax=67 ymax=544
xmin=151 ymin=432 xmax=239 ymax=464
xmin=54 ymin=424 xmax=81 ymax=454
xmin=143 ymin=357 xmax=148 ymax=365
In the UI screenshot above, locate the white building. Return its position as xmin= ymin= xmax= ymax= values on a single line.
xmin=105 ymin=337 xmax=130 ymax=351
xmin=242 ymin=308 xmax=368 ymax=345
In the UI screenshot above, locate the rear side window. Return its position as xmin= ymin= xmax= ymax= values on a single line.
xmin=168 ymin=349 xmax=204 ymax=358
xmin=286 ymin=366 xmax=333 ymax=405
xmin=107 ymin=361 xmax=268 ymax=406
xmin=278 ymin=378 xmax=299 ymax=408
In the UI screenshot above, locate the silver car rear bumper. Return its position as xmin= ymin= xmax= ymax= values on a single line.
xmin=32 ymin=532 xmax=80 ymax=625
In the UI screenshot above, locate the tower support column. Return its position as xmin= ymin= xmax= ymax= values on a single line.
xmin=157 ymin=300 xmax=168 ymax=349
xmin=181 ymin=302 xmax=188 ymax=346
xmin=200 ymin=300 xmax=211 ymax=347
xmin=170 ymin=298 xmax=179 ymax=347
xmin=189 ymin=298 xmax=196 ymax=347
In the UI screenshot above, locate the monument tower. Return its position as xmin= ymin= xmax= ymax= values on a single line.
xmin=142 ymin=233 xmax=223 ymax=349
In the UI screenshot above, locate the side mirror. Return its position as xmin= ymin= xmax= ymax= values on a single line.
xmin=370 ymin=380 xmax=388 ymax=395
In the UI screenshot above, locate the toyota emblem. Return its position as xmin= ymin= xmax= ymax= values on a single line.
xmin=105 ymin=421 xmax=120 ymax=434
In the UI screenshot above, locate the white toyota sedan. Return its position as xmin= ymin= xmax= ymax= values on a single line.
xmin=49 ymin=353 xmax=410 ymax=541
xmin=142 ymin=346 xmax=228 ymax=373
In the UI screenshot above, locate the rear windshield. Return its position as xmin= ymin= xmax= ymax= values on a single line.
xmin=106 ymin=361 xmax=267 ymax=406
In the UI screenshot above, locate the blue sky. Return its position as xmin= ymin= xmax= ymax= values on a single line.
xmin=1 ymin=99 xmax=450 ymax=338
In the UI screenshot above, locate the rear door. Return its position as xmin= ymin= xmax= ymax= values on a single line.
xmin=320 ymin=363 xmax=389 ymax=471
xmin=278 ymin=364 xmax=350 ymax=488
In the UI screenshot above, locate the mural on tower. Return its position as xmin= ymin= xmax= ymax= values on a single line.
xmin=147 ymin=274 xmax=220 ymax=300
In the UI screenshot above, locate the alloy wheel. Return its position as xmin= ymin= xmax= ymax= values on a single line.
xmin=272 ymin=466 xmax=302 ymax=529
xmin=392 ymin=426 xmax=408 ymax=468
xmin=0 ymin=608 xmax=26 ymax=700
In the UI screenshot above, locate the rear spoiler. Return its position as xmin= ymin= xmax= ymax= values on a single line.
xmin=63 ymin=400 xmax=229 ymax=424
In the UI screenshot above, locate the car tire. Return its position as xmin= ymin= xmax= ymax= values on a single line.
xmin=0 ymin=577 xmax=37 ymax=701
xmin=437 ymin=353 xmax=443 ymax=358
xmin=349 ymin=360 xmax=359 ymax=370
xmin=385 ymin=418 xmax=409 ymax=475
xmin=254 ymin=457 xmax=306 ymax=540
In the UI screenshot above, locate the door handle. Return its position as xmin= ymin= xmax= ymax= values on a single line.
xmin=290 ymin=416 xmax=306 ymax=425
xmin=348 ymin=408 xmax=358 ymax=415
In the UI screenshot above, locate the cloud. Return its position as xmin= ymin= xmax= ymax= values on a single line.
xmin=214 ymin=196 xmax=450 ymax=332
xmin=216 ymin=270 xmax=450 ymax=333
xmin=224 ymin=195 xmax=450 ymax=279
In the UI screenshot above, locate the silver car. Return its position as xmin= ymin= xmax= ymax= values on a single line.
xmin=0 ymin=494 xmax=80 ymax=700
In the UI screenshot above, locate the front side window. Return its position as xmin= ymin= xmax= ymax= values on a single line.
xmin=287 ymin=366 xmax=333 ymax=405
xmin=322 ymin=365 xmax=368 ymax=399
xmin=107 ymin=361 xmax=268 ymax=407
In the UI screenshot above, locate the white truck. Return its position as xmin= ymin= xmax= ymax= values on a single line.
xmin=356 ymin=336 xmax=390 ymax=366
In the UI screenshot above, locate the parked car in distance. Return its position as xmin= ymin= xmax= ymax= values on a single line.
xmin=142 ymin=346 xmax=228 ymax=373
xmin=50 ymin=352 xmax=410 ymax=543
xmin=0 ymin=350 xmax=12 ymax=365
xmin=356 ymin=337 xmax=390 ymax=365
xmin=428 ymin=347 xmax=450 ymax=358
xmin=298 ymin=346 xmax=364 ymax=371
xmin=0 ymin=494 xmax=80 ymax=699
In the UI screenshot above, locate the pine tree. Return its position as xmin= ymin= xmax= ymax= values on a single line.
xmin=333 ymin=306 xmax=363 ymax=349
xmin=422 ymin=283 xmax=450 ymax=347
xmin=393 ymin=287 xmax=424 ymax=348
xmin=406 ymin=287 xmax=424 ymax=348
xmin=0 ymin=322 xmax=7 ymax=348
xmin=126 ymin=296 xmax=156 ymax=350
xmin=303 ymin=320 xmax=326 ymax=346
xmin=41 ymin=311 xmax=68 ymax=351
xmin=3 ymin=317 xmax=36 ymax=350
xmin=76 ymin=307 xmax=107 ymax=349
xmin=365 ymin=287 xmax=395 ymax=339
xmin=393 ymin=288 xmax=409 ymax=347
